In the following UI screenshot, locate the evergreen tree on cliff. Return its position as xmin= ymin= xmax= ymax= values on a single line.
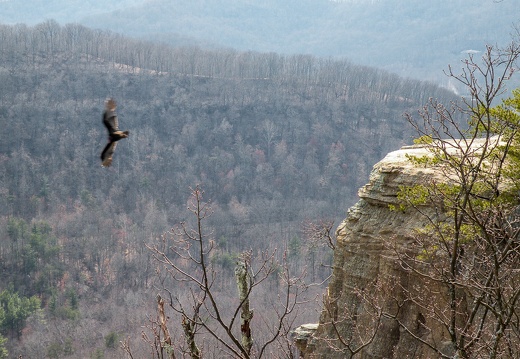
xmin=391 ymin=40 xmax=520 ymax=359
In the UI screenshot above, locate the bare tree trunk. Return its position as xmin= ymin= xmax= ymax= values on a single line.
xmin=182 ymin=315 xmax=201 ymax=359
xmin=235 ymin=260 xmax=254 ymax=355
xmin=157 ymin=294 xmax=176 ymax=359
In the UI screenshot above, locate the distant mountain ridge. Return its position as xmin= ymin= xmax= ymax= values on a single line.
xmin=0 ymin=0 xmax=517 ymax=84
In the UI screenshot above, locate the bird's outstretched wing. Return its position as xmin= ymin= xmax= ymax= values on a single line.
xmin=101 ymin=142 xmax=117 ymax=167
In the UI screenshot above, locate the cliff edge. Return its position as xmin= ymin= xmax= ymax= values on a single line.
xmin=300 ymin=142 xmax=455 ymax=358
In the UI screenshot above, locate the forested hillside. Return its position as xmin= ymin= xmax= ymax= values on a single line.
xmin=1 ymin=0 xmax=517 ymax=83
xmin=0 ymin=21 xmax=458 ymax=357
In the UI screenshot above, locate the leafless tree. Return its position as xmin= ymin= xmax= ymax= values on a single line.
xmin=387 ymin=40 xmax=520 ymax=359
xmin=140 ymin=186 xmax=311 ymax=358
xmin=302 ymin=218 xmax=336 ymax=251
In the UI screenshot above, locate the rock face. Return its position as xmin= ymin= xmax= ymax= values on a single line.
xmin=302 ymin=143 xmax=450 ymax=358
xmin=293 ymin=323 xmax=319 ymax=354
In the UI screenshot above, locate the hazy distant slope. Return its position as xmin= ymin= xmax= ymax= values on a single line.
xmin=0 ymin=0 xmax=517 ymax=83
xmin=0 ymin=21 xmax=457 ymax=222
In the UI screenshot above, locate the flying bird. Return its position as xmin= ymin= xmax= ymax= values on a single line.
xmin=100 ymin=98 xmax=129 ymax=167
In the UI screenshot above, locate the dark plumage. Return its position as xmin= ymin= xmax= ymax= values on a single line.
xmin=100 ymin=98 xmax=129 ymax=167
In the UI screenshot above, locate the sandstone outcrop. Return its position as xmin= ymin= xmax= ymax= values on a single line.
xmin=300 ymin=142 xmax=455 ymax=358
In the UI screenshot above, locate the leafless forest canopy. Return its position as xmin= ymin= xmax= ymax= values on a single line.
xmin=0 ymin=21 xmax=458 ymax=357
xmin=2 ymin=0 xmax=517 ymax=83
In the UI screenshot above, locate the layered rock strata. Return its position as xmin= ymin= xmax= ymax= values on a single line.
xmin=301 ymin=142 xmax=454 ymax=358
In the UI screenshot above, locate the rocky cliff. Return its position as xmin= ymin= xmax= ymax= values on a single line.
xmin=299 ymin=142 xmax=455 ymax=358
